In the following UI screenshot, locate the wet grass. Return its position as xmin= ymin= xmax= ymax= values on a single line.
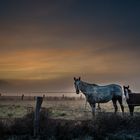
xmin=0 ymin=105 xmax=27 ymax=118
xmin=0 ymin=98 xmax=133 ymax=120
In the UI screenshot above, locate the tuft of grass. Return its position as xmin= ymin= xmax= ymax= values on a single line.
xmin=7 ymin=113 xmax=13 ymax=118
xmin=0 ymin=105 xmax=27 ymax=118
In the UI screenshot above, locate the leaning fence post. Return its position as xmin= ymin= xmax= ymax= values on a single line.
xmin=34 ymin=96 xmax=43 ymax=137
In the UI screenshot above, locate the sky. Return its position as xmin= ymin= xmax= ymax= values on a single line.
xmin=0 ymin=0 xmax=140 ymax=94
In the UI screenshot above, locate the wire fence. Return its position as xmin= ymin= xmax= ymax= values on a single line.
xmin=0 ymin=93 xmax=140 ymax=106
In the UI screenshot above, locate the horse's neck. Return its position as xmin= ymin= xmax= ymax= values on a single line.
xmin=79 ymin=81 xmax=91 ymax=96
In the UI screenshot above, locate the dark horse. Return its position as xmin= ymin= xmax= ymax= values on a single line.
xmin=123 ymin=86 xmax=140 ymax=116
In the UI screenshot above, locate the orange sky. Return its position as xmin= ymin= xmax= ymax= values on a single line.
xmin=0 ymin=46 xmax=139 ymax=80
xmin=0 ymin=25 xmax=140 ymax=91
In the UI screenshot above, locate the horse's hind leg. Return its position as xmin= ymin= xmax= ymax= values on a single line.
xmin=112 ymin=99 xmax=118 ymax=114
xmin=97 ymin=103 xmax=101 ymax=111
xmin=118 ymin=97 xmax=124 ymax=114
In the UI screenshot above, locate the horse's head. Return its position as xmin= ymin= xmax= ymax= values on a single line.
xmin=74 ymin=77 xmax=81 ymax=94
xmin=123 ymin=85 xmax=131 ymax=100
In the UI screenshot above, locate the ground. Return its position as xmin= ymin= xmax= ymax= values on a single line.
xmin=0 ymin=95 xmax=140 ymax=119
xmin=1 ymin=96 xmax=140 ymax=140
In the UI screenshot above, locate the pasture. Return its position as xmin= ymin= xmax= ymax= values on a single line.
xmin=1 ymin=95 xmax=140 ymax=140
xmin=0 ymin=95 xmax=136 ymax=119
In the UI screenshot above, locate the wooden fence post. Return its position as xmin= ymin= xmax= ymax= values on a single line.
xmin=34 ymin=96 xmax=43 ymax=137
xmin=21 ymin=94 xmax=24 ymax=100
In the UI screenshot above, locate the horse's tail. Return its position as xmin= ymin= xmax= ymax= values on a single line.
xmin=114 ymin=85 xmax=125 ymax=105
xmin=121 ymin=86 xmax=126 ymax=105
xmin=85 ymin=98 xmax=87 ymax=110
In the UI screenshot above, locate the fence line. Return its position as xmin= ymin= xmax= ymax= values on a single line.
xmin=0 ymin=96 xmax=140 ymax=106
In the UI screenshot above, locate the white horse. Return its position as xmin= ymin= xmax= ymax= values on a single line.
xmin=74 ymin=77 xmax=124 ymax=116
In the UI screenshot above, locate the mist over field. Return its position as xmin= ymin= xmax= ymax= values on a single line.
xmin=0 ymin=76 xmax=140 ymax=96
xmin=0 ymin=78 xmax=78 ymax=97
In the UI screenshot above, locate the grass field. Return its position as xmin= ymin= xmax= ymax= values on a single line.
xmin=1 ymin=96 xmax=140 ymax=139
xmin=1 ymin=95 xmax=140 ymax=120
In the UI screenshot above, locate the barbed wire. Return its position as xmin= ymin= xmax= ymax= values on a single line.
xmin=0 ymin=96 xmax=140 ymax=106
xmin=31 ymin=91 xmax=76 ymax=93
xmin=0 ymin=91 xmax=76 ymax=93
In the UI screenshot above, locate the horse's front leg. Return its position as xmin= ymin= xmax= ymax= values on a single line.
xmin=90 ymin=103 xmax=96 ymax=116
xmin=128 ymin=105 xmax=134 ymax=116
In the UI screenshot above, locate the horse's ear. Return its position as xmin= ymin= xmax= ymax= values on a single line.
xmin=78 ymin=77 xmax=81 ymax=81
xmin=74 ymin=77 xmax=76 ymax=81
xmin=128 ymin=85 xmax=129 ymax=88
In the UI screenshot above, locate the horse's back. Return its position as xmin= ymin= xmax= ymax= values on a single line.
xmin=97 ymin=84 xmax=122 ymax=96
xmin=97 ymin=84 xmax=122 ymax=91
xmin=97 ymin=84 xmax=121 ymax=88
xmin=110 ymin=84 xmax=122 ymax=91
